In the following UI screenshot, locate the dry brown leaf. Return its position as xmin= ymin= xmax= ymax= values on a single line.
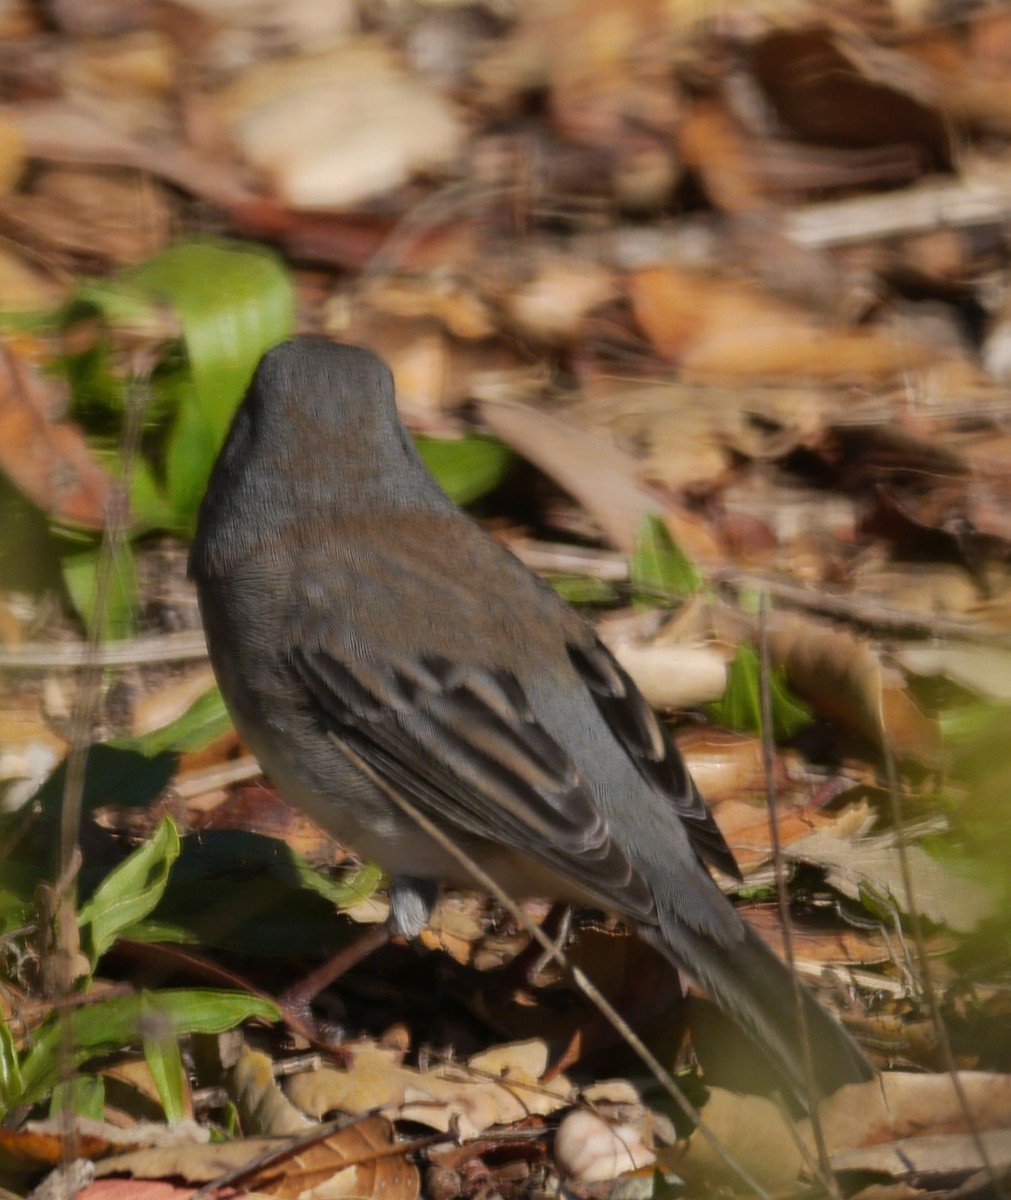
xmin=659 ymin=1086 xmax=803 ymax=1193
xmin=741 ymin=902 xmax=890 ymax=967
xmin=712 ymin=797 xmax=852 ymax=874
xmin=628 ymin=264 xmax=941 ymax=381
xmin=247 ymin=1114 xmax=419 ymax=1200
xmin=676 ymin=728 xmax=772 ymax=805
xmin=554 ymin=1107 xmax=656 ymax=1185
xmin=498 ymin=254 xmax=616 ymax=347
xmin=285 ymin=1040 xmax=573 ymax=1139
xmin=0 ymin=1116 xmax=209 ymax=1169
xmin=131 ymin=665 xmax=218 ymax=737
xmin=830 ymin=1127 xmax=1011 ymax=1183
xmin=812 ymin=1071 xmax=1011 ymax=1156
xmin=0 ymin=340 xmax=113 ymax=527
xmin=218 ymin=39 xmax=464 ymax=208
xmin=714 ymin=609 xmax=946 ymax=766
xmin=230 ymin=1045 xmax=313 ymax=1137
xmin=676 ymin=97 xmax=770 ymax=215
xmin=479 ymin=396 xmax=722 ymax=560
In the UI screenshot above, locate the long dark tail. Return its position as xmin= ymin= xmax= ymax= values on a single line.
xmin=649 ymin=918 xmax=873 ymax=1106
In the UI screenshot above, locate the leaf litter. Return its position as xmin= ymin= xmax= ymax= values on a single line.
xmin=2 ymin=1 xmax=1011 ymax=1198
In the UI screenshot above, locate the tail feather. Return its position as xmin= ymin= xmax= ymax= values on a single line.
xmin=650 ymin=919 xmax=873 ymax=1106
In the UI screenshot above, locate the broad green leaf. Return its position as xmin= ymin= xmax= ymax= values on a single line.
xmin=60 ymin=541 xmax=138 ymax=640
xmin=120 ymin=831 xmax=381 ymax=957
xmin=140 ymin=993 xmax=186 ymax=1123
xmin=630 ymin=514 xmax=701 ymax=607
xmin=50 ymin=1075 xmax=104 ymax=1120
xmin=37 ymin=745 xmax=177 ymax=821
xmin=78 ymin=816 xmax=180 ymax=967
xmin=17 ymin=989 xmax=279 ymax=1108
xmin=66 ymin=239 xmax=294 ymax=534
xmin=415 ymin=435 xmax=513 ymax=506
xmin=128 ymin=242 xmax=293 ymax=529
xmin=706 ymin=644 xmax=811 ymax=740
xmin=113 ymin=686 xmax=232 ymax=757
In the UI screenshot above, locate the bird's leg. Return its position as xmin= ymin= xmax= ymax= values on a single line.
xmin=278 ymin=922 xmax=390 ymax=1042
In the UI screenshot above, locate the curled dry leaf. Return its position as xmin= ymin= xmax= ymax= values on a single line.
xmin=605 ymin=642 xmax=727 ymax=710
xmin=0 ymin=340 xmax=113 ymax=528
xmin=715 ymin=608 xmax=945 ymax=766
xmin=554 ymin=1108 xmax=656 ymax=1185
xmin=230 ymin=1045 xmax=313 ymax=1137
xmin=247 ymin=1113 xmax=420 ymax=1200
xmin=285 ymin=1040 xmax=573 ymax=1139
xmin=712 ymin=797 xmax=867 ymax=876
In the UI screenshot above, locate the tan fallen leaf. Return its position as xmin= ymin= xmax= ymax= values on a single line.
xmin=659 ymin=1086 xmax=803 ymax=1193
xmin=285 ymin=1040 xmax=573 ymax=1139
xmin=479 ymin=396 xmax=722 ymax=560
xmin=218 ymin=39 xmax=464 ymax=208
xmin=811 ymin=1070 xmax=1011 ymax=1156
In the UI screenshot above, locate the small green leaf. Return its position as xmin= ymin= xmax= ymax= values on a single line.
xmin=546 ymin=575 xmax=621 ymax=605
xmin=707 ymin=644 xmax=812 ymax=740
xmin=60 ymin=541 xmax=138 ymax=640
xmin=17 ymin=989 xmax=279 ymax=1108
xmin=78 ymin=816 xmax=181 ymax=967
xmin=415 ymin=435 xmax=513 ymax=506
xmin=0 ymin=1016 xmax=24 ymax=1114
xmin=140 ymin=993 xmax=187 ymax=1123
xmin=630 ymin=515 xmax=701 ymax=607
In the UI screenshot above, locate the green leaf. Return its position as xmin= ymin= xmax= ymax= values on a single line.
xmin=120 ymin=831 xmax=381 ymax=958
xmin=546 ymin=575 xmax=621 ymax=605
xmin=415 ymin=435 xmax=513 ymax=506
xmin=630 ymin=515 xmax=701 ymax=607
xmin=50 ymin=1075 xmax=105 ymax=1120
xmin=0 ymin=1016 xmax=24 ymax=1114
xmin=66 ymin=239 xmax=294 ymax=534
xmin=140 ymin=993 xmax=187 ymax=1123
xmin=706 ymin=644 xmax=812 ymax=740
xmin=60 ymin=541 xmax=138 ymax=640
xmin=36 ymin=744 xmax=177 ymax=821
xmin=17 ymin=989 xmax=279 ymax=1108
xmin=113 ymin=686 xmax=233 ymax=757
xmin=78 ymin=816 xmax=181 ymax=967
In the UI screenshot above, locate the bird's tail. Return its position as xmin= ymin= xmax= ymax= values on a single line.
xmin=650 ymin=917 xmax=873 ymax=1106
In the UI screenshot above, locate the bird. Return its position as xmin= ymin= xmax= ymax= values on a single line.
xmin=189 ymin=335 xmax=872 ymax=1101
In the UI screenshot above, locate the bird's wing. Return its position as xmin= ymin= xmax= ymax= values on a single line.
xmin=566 ymin=638 xmax=741 ymax=880
xmin=287 ymin=645 xmax=658 ymax=921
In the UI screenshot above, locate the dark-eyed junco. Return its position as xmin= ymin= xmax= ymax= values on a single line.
xmin=189 ymin=336 xmax=871 ymax=1099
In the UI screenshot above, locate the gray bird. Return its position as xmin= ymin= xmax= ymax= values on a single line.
xmin=190 ymin=336 xmax=872 ymax=1100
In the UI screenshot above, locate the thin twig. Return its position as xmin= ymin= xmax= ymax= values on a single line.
xmin=0 ymin=628 xmax=208 ymax=669
xmin=758 ymin=596 xmax=841 ymax=1199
